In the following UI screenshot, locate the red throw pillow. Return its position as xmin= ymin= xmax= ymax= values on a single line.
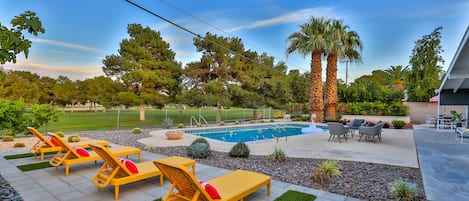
xmin=71 ymin=145 xmax=90 ymax=157
xmin=118 ymin=158 xmax=139 ymax=174
xmin=46 ymin=136 xmax=60 ymax=146
xmin=198 ymin=180 xmax=221 ymax=199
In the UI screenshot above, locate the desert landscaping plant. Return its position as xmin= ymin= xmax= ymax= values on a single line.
xmin=219 ymin=121 xmax=225 ymax=126
xmin=187 ymin=143 xmax=211 ymax=158
xmin=14 ymin=142 xmax=25 ymax=148
xmin=2 ymin=135 xmax=14 ymax=142
xmin=229 ymin=142 xmax=250 ymax=158
xmin=67 ymin=134 xmax=81 ymax=142
xmin=268 ymin=147 xmax=287 ymax=162
xmin=311 ymin=160 xmax=342 ymax=186
xmin=235 ymin=120 xmax=240 ymax=124
xmin=55 ymin=132 xmax=65 ymax=137
xmin=391 ymin=179 xmax=416 ymax=201
xmin=162 ymin=118 xmax=173 ymax=129
xmin=132 ymin=128 xmax=142 ymax=134
xmin=177 ymin=123 xmax=184 ymax=128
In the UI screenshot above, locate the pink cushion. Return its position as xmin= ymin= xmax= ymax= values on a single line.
xmin=71 ymin=145 xmax=90 ymax=157
xmin=118 ymin=158 xmax=139 ymax=174
xmin=198 ymin=180 xmax=221 ymax=199
xmin=46 ymin=136 xmax=60 ymax=146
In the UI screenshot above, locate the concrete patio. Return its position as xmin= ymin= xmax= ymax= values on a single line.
xmin=0 ymin=143 xmax=363 ymax=201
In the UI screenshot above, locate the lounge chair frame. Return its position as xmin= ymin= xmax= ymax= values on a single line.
xmin=154 ymin=159 xmax=271 ymax=201
xmin=47 ymin=133 xmax=141 ymax=176
xmin=88 ymin=143 xmax=163 ymax=200
xmin=27 ymin=127 xmax=109 ymax=161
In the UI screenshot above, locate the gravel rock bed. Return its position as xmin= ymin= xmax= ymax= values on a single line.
xmin=0 ymin=128 xmax=426 ymax=201
xmin=78 ymin=128 xmax=426 ymax=201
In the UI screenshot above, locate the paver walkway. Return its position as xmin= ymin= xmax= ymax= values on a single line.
xmin=413 ymin=125 xmax=469 ymax=200
xmin=0 ymin=144 xmax=363 ymax=201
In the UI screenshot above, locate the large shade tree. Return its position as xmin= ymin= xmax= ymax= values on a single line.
xmin=286 ymin=17 xmax=331 ymax=121
xmin=0 ymin=11 xmax=44 ymax=64
xmin=184 ymin=33 xmax=244 ymax=122
xmin=406 ymin=27 xmax=444 ymax=102
xmin=102 ymin=24 xmax=181 ymax=121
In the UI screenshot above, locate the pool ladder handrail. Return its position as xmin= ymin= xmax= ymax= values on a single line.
xmin=190 ymin=115 xmax=209 ymax=128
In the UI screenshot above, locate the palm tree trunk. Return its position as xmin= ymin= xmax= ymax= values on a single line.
xmin=325 ymin=54 xmax=339 ymax=120
xmin=139 ymin=101 xmax=145 ymax=121
xmin=310 ymin=49 xmax=324 ymax=122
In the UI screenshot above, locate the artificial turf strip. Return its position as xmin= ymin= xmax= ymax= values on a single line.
xmin=16 ymin=162 xmax=54 ymax=172
xmin=3 ymin=152 xmax=57 ymax=160
xmin=274 ymin=190 xmax=317 ymax=201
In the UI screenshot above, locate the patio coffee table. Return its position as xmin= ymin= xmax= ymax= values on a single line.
xmin=157 ymin=156 xmax=196 ymax=175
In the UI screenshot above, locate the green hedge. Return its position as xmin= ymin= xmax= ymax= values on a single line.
xmin=339 ymin=102 xmax=407 ymax=116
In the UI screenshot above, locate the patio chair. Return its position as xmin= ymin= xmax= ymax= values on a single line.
xmin=47 ymin=133 xmax=141 ymax=176
xmin=358 ymin=123 xmax=385 ymax=143
xmin=88 ymin=143 xmax=163 ymax=200
xmin=347 ymin=119 xmax=365 ymax=137
xmin=153 ymin=159 xmax=271 ymax=201
xmin=27 ymin=127 xmax=109 ymax=161
xmin=327 ymin=122 xmax=349 ymax=143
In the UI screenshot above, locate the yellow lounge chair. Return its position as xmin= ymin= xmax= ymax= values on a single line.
xmin=27 ymin=127 xmax=109 ymax=161
xmin=154 ymin=159 xmax=271 ymax=201
xmin=88 ymin=143 xmax=164 ymax=200
xmin=47 ymin=133 xmax=141 ymax=176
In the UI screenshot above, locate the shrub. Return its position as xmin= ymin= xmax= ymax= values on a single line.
xmin=235 ymin=121 xmax=240 ymax=124
xmin=197 ymin=123 xmax=203 ymax=127
xmin=270 ymin=119 xmax=275 ymax=122
xmin=2 ymin=135 xmax=14 ymax=142
xmin=162 ymin=118 xmax=173 ymax=129
xmin=132 ymin=128 xmax=142 ymax=134
xmin=391 ymin=179 xmax=416 ymax=201
xmin=229 ymin=142 xmax=250 ymax=158
xmin=219 ymin=121 xmax=225 ymax=126
xmin=260 ymin=119 xmax=265 ymax=123
xmin=392 ymin=119 xmax=406 ymax=129
xmin=187 ymin=143 xmax=211 ymax=158
xmin=55 ymin=132 xmax=65 ymax=137
xmin=268 ymin=147 xmax=287 ymax=162
xmin=272 ymin=111 xmax=286 ymax=119
xmin=310 ymin=160 xmax=342 ymax=185
xmin=14 ymin=142 xmax=25 ymax=147
xmin=191 ymin=138 xmax=209 ymax=145
xmin=68 ymin=134 xmax=81 ymax=142
xmin=250 ymin=120 xmax=255 ymax=124
xmin=177 ymin=123 xmax=184 ymax=128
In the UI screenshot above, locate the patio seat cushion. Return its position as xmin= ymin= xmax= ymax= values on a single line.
xmin=72 ymin=145 xmax=90 ymax=157
xmin=199 ymin=180 xmax=221 ymax=199
xmin=118 ymin=158 xmax=139 ymax=173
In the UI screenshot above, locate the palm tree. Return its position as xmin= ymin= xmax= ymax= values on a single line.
xmin=384 ymin=65 xmax=409 ymax=90
xmin=324 ymin=20 xmax=362 ymax=120
xmin=286 ymin=17 xmax=331 ymax=121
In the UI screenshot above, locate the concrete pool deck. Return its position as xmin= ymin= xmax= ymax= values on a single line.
xmin=138 ymin=123 xmax=419 ymax=168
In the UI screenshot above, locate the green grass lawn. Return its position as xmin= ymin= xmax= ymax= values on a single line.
xmin=41 ymin=107 xmax=279 ymax=132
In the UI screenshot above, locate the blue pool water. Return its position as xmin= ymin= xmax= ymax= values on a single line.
xmin=185 ymin=124 xmax=326 ymax=142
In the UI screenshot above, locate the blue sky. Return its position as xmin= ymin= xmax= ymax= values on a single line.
xmin=1 ymin=0 xmax=468 ymax=81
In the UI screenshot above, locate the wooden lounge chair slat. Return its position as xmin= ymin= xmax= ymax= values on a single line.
xmin=47 ymin=133 xmax=141 ymax=176
xmin=88 ymin=143 xmax=163 ymax=200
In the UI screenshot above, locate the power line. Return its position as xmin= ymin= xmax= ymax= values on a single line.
xmin=125 ymin=0 xmax=308 ymax=73
xmin=158 ymin=0 xmax=309 ymax=72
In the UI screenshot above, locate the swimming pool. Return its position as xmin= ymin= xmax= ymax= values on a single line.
xmin=185 ymin=124 xmax=326 ymax=142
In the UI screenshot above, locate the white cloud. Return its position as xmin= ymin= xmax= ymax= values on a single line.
xmin=29 ymin=38 xmax=103 ymax=53
xmin=3 ymin=61 xmax=104 ymax=80
xmin=227 ymin=7 xmax=334 ymax=32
